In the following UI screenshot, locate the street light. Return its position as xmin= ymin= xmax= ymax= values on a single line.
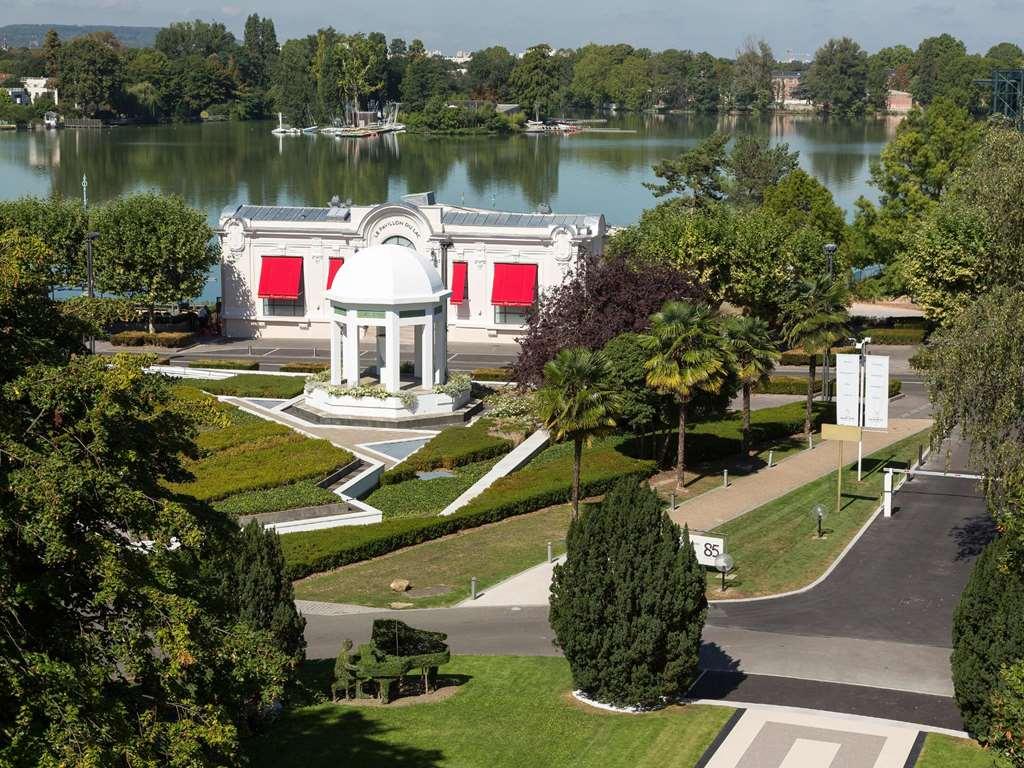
xmin=714 ymin=553 xmax=735 ymax=592
xmin=85 ymin=231 xmax=99 ymax=354
xmin=811 ymin=502 xmax=827 ymax=539
xmin=821 ymin=243 xmax=838 ymax=401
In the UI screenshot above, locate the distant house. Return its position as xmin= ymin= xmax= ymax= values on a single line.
xmin=772 ymin=71 xmax=813 ymax=110
xmin=886 ymin=90 xmax=913 ymax=114
xmin=3 ymin=86 xmax=30 ymax=106
xmin=22 ymin=77 xmax=57 ymax=105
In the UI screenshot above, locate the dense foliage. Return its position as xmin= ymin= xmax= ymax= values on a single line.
xmin=380 ymin=418 xmax=512 ymax=484
xmin=550 ymin=478 xmax=707 ymax=708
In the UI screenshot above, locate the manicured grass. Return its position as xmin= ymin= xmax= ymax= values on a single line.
xmin=244 ymin=656 xmax=733 ymax=768
xmin=188 ymin=357 xmax=260 ymax=370
xmin=366 ymin=459 xmax=498 ymax=519
xmin=916 ymin=734 xmax=1009 ymax=767
xmin=708 ymin=429 xmax=930 ymax=598
xmin=293 ymin=504 xmax=573 ymax=607
xmin=381 ymin=418 xmax=512 ymax=483
xmin=197 ymin=373 xmax=308 ymax=398
xmin=212 ymin=480 xmax=340 ymax=517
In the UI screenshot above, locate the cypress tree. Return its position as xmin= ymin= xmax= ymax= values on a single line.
xmin=233 ymin=520 xmax=307 ymax=665
xmin=550 ymin=477 xmax=707 ymax=708
xmin=952 ymin=535 xmax=1024 ymax=739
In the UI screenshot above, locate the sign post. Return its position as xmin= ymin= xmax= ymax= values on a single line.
xmin=836 ymin=349 xmax=890 ymax=481
xmin=822 ymin=423 xmax=862 ymax=518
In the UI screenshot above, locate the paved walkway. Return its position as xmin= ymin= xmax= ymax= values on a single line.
xmin=669 ymin=417 xmax=932 ymax=533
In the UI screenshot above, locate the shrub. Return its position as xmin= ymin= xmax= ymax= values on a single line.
xmin=379 ymin=418 xmax=512 ymax=485
xmin=188 ymin=358 xmax=260 ymax=370
xmin=281 ymin=440 xmax=656 ymax=580
xmin=889 ymin=379 xmax=902 ymax=397
xmin=952 ymin=536 xmax=1024 ymax=740
xmin=682 ymin=401 xmax=832 ymax=463
xmin=366 ymin=459 xmax=495 ymax=518
xmin=550 ymin=478 xmax=706 ymax=708
xmin=780 ymin=346 xmax=856 ymax=366
xmin=280 ymin=362 xmax=329 ymax=373
xmin=472 ymin=367 xmax=514 ymax=381
xmin=110 ymin=330 xmax=196 ymax=347
xmin=198 ymin=374 xmax=307 ymax=399
xmin=213 ymin=480 xmax=341 ymax=517
xmin=862 ymin=327 xmax=927 ymax=344
xmin=755 ymin=375 xmax=825 ymax=395
xmin=989 ymin=659 xmax=1024 ymax=766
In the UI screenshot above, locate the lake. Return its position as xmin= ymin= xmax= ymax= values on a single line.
xmin=0 ymin=113 xmax=901 ymax=301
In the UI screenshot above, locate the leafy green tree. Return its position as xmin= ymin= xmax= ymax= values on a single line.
xmin=952 ymin=536 xmax=1024 ymax=741
xmin=726 ymin=135 xmax=798 ymax=205
xmin=762 ymin=168 xmax=846 ymax=242
xmin=643 ymin=300 xmax=730 ymax=488
xmin=336 ymin=33 xmax=385 ymax=112
xmin=42 ymin=28 xmax=61 ymax=80
xmin=606 ymin=53 xmax=653 ymax=111
xmin=229 ymin=522 xmax=306 ymax=665
xmin=570 ymin=44 xmax=623 ymax=109
xmin=91 ymin=193 xmax=218 ymax=332
xmin=988 ymin=659 xmax=1024 ymax=766
xmin=312 ymin=28 xmax=343 ymax=121
xmin=601 ymin=332 xmax=675 ymax=452
xmin=783 ymin=276 xmax=850 ymax=440
xmin=646 ymin=131 xmax=729 ymax=205
xmin=724 ymin=316 xmax=779 ymax=454
xmin=535 ymin=347 xmax=621 ymax=518
xmin=273 ymin=37 xmax=316 ymax=126
xmin=509 ymin=43 xmax=568 ymax=117
xmin=549 ymin=477 xmax=707 ymax=708
xmin=155 ymin=19 xmax=237 ymax=60
xmin=650 ymin=48 xmax=693 ymax=109
xmin=688 ymin=51 xmax=724 ymax=112
xmin=911 ymin=34 xmax=977 ymax=107
xmin=401 ymin=40 xmax=451 ymax=112
xmin=467 ymin=46 xmax=515 ymax=101
xmin=986 ymin=42 xmax=1024 ymax=71
xmin=732 ymin=37 xmax=774 ymax=111
xmin=58 ymin=34 xmax=125 ymax=116
xmin=804 ymin=37 xmax=868 ymax=115
xmin=0 ymin=196 xmax=87 ymax=286
xmin=866 ymin=45 xmax=914 ymax=109
xmin=240 ymin=14 xmax=278 ymax=91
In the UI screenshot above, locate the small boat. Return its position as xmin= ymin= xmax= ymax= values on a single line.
xmin=271 ymin=112 xmax=300 ymax=136
xmin=0 ymin=120 xmax=16 ymax=131
xmin=301 ymin=125 xmax=319 ymax=134
xmin=44 ymin=111 xmax=60 ymax=129
xmin=523 ymin=120 xmax=547 ymax=133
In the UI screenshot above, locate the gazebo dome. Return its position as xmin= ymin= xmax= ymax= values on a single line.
xmin=325 ymin=244 xmax=449 ymax=306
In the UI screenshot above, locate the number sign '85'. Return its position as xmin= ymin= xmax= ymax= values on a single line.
xmin=687 ymin=534 xmax=726 ymax=567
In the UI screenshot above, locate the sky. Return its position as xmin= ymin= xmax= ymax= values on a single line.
xmin=2 ymin=0 xmax=1023 ymax=57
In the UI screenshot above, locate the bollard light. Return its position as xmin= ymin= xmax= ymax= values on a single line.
xmin=714 ymin=553 xmax=734 ymax=592
xmin=768 ymin=450 xmax=774 ymax=468
xmin=471 ymin=576 xmax=478 ymax=600
xmin=547 ymin=541 xmax=553 ymax=563
xmin=723 ymin=469 xmax=729 ymax=488
xmin=811 ymin=503 xmax=827 ymax=539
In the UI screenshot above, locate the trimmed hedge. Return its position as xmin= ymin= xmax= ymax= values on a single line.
xmin=198 ymin=374 xmax=307 ymax=399
xmin=188 ymin=358 xmax=260 ymax=370
xmin=212 ymin=479 xmax=340 ymax=517
xmin=862 ymin=327 xmax=927 ymax=344
xmin=472 ymin=367 xmax=514 ymax=381
xmin=282 ymin=440 xmax=656 ymax=580
xmin=365 ymin=459 xmax=495 ymax=518
xmin=380 ymin=418 xmax=513 ymax=484
xmin=110 ymin=330 xmax=196 ymax=347
xmin=889 ymin=379 xmax=902 ymax=397
xmin=780 ymin=347 xmax=856 ymax=366
xmin=755 ymin=376 xmax=824 ymax=395
xmin=280 ymin=362 xmax=329 ymax=373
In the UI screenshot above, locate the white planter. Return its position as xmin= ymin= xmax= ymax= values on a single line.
xmin=306 ymin=386 xmax=470 ymax=418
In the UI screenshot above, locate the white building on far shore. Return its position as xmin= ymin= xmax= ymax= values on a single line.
xmin=216 ymin=193 xmax=606 ymax=343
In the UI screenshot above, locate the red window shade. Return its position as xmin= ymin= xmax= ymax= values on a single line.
xmin=327 ymin=256 xmax=345 ymax=289
xmin=257 ymin=256 xmax=303 ymax=300
xmin=450 ymin=261 xmax=468 ymax=304
xmin=491 ymin=263 xmax=537 ymax=306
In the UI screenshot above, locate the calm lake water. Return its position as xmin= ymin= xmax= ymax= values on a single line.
xmin=0 ymin=113 xmax=901 ymax=301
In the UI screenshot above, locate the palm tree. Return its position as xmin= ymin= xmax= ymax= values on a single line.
xmin=642 ymin=300 xmax=730 ymax=490
xmin=783 ymin=276 xmax=850 ymax=442
xmin=535 ymin=347 xmax=622 ymax=520
xmin=724 ymin=315 xmax=780 ymax=456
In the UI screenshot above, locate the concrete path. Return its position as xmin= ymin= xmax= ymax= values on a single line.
xmin=460 ymin=555 xmax=564 ymax=607
xmin=668 ymin=417 xmax=932 ymax=533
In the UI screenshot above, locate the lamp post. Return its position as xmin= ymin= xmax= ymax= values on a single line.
xmin=85 ymin=231 xmax=99 ymax=354
xmin=821 ymin=243 xmax=837 ymax=400
xmin=811 ymin=502 xmax=827 ymax=539
xmin=714 ymin=553 xmax=735 ymax=592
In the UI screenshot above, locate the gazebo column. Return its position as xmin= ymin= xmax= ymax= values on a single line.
xmin=421 ymin=313 xmax=435 ymax=388
xmin=329 ymin=319 xmax=343 ymax=386
xmin=382 ymin=311 xmax=402 ymax=393
xmin=375 ymin=327 xmax=386 ymax=378
xmin=436 ymin=309 xmax=448 ymax=384
xmin=343 ymin=317 xmax=360 ymax=386
xmin=413 ymin=324 xmax=423 ymax=380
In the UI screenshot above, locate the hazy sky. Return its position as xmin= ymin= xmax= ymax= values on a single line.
xmin=3 ymin=0 xmax=1022 ymax=57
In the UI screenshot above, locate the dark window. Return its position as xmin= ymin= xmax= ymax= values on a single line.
xmin=263 ymin=294 xmax=306 ymax=317
xmin=494 ymin=305 xmax=530 ymax=326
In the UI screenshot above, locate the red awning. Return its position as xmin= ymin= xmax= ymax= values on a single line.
xmin=257 ymin=256 xmax=303 ymax=300
xmin=327 ymin=256 xmax=345 ymax=289
xmin=450 ymin=261 xmax=468 ymax=304
xmin=491 ymin=263 xmax=537 ymax=307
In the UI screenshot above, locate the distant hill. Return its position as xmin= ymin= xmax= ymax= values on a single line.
xmin=0 ymin=24 xmax=160 ymax=49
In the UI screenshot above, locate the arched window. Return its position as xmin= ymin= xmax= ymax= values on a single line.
xmin=383 ymin=235 xmax=415 ymax=250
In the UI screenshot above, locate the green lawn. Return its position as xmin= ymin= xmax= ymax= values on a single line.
xmin=709 ymin=429 xmax=930 ymax=598
xmin=294 ymin=504 xmax=573 ymax=607
xmin=244 ymin=656 xmax=733 ymax=768
xmin=366 ymin=459 xmax=498 ymax=519
xmin=916 ymin=734 xmax=1009 ymax=767
xmin=196 ymin=373 xmax=308 ymax=398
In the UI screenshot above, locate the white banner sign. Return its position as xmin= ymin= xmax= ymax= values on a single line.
xmin=689 ymin=534 xmax=726 ymax=567
xmin=835 ymin=353 xmax=861 ymax=427
xmin=863 ymin=354 xmax=890 ymax=429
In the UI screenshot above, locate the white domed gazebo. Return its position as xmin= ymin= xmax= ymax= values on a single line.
xmin=300 ymin=244 xmax=473 ymax=425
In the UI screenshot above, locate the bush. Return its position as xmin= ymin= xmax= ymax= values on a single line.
xmin=862 ymin=327 xmax=927 ymax=344
xmin=780 ymin=346 xmax=856 ymax=366
xmin=188 ymin=358 xmax=260 ymax=370
xmin=889 ymin=379 xmax=902 ymax=397
xmin=952 ymin=536 xmax=1024 ymax=740
xmin=682 ymin=401 xmax=832 ymax=463
xmin=755 ymin=375 xmax=824 ymax=395
xmin=281 ymin=440 xmax=656 ymax=580
xmin=472 ymin=367 xmax=514 ymax=381
xmin=280 ymin=362 xmax=329 ymax=373
xmin=212 ymin=480 xmax=340 ymax=517
xmin=110 ymin=330 xmax=196 ymax=347
xmin=550 ymin=478 xmax=706 ymax=708
xmin=989 ymin=659 xmax=1024 ymax=766
xmin=380 ymin=418 xmax=512 ymax=485
xmin=197 ymin=374 xmax=307 ymax=399
xmin=366 ymin=459 xmax=495 ymax=518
